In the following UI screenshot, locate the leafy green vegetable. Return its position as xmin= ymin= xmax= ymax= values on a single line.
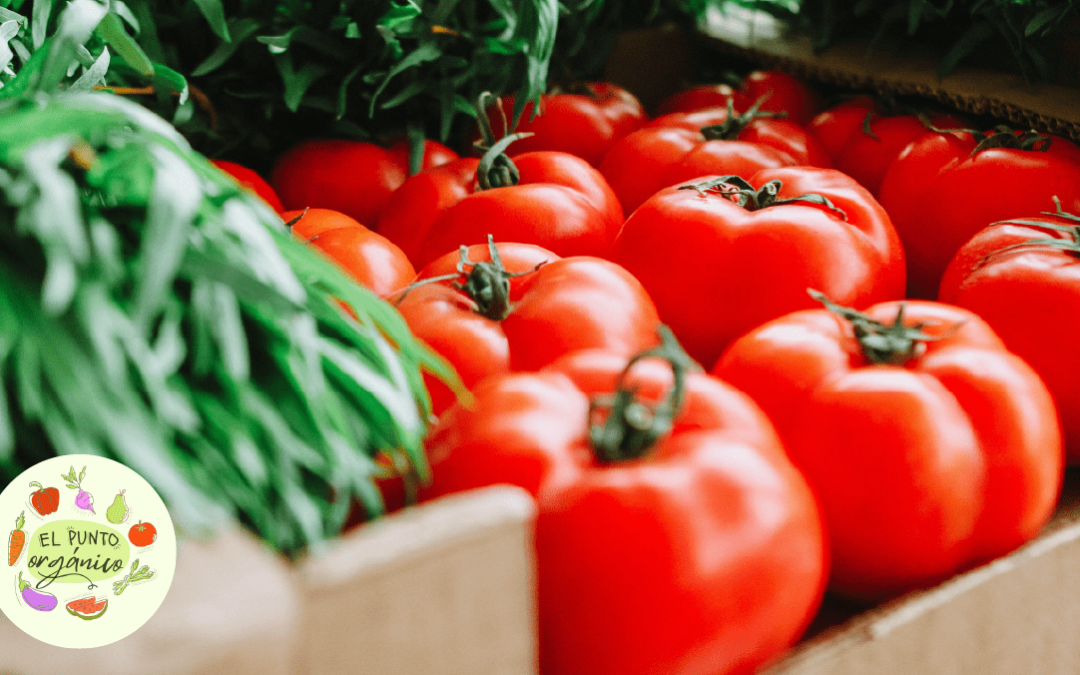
xmin=0 ymin=11 xmax=462 ymax=556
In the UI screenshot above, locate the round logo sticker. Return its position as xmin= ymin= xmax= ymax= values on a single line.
xmin=0 ymin=455 xmax=177 ymax=648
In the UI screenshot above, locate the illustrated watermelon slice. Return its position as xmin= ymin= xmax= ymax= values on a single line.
xmin=66 ymin=596 xmax=108 ymax=621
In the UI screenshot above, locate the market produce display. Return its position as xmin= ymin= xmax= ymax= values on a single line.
xmin=3 ymin=0 xmax=1080 ymax=671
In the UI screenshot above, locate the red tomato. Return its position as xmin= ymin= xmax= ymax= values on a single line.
xmin=419 ymin=338 xmax=827 ymax=675
xmin=396 ymin=239 xmax=660 ymax=416
xmin=128 ymin=521 xmax=157 ymax=547
xmin=302 ymin=217 xmax=416 ymax=298
xmin=806 ymin=97 xmax=969 ymax=196
xmin=878 ymin=127 xmax=1080 ymax=298
xmin=211 ymin=159 xmax=284 ymax=212
xmin=377 ymin=149 xmax=624 ymax=268
xmin=485 ymin=82 xmax=649 ymax=167
xmin=715 ymin=296 xmax=1063 ymax=601
xmin=271 ymin=138 xmax=458 ymax=226
xmin=282 ymin=207 xmax=359 ymax=241
xmin=613 ymin=167 xmax=905 ymax=368
xmin=600 ymin=101 xmax=828 ymax=216
xmin=645 ymin=107 xmax=831 ymax=167
xmin=939 ymin=205 xmax=1080 ymax=464
xmin=656 ymin=70 xmax=818 ymax=125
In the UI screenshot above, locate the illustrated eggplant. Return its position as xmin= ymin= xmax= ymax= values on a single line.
xmin=16 ymin=572 xmax=57 ymax=611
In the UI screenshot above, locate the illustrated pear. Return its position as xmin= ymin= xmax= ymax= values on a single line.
xmin=106 ymin=490 xmax=129 ymax=524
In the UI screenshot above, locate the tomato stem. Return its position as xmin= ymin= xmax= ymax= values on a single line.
xmin=679 ymin=176 xmax=849 ymax=221
xmin=915 ymin=118 xmax=1052 ymax=155
xmin=808 ymin=289 xmax=962 ymax=365
xmin=589 ymin=325 xmax=695 ymax=462
xmin=472 ymin=91 xmax=535 ymax=191
xmin=700 ymin=96 xmax=787 ymax=141
xmin=975 ymin=196 xmax=1080 ymax=268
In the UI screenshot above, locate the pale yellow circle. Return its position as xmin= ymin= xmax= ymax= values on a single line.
xmin=0 ymin=454 xmax=177 ymax=648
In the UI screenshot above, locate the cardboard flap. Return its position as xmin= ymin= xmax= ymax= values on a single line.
xmin=697 ymin=6 xmax=1080 ymax=142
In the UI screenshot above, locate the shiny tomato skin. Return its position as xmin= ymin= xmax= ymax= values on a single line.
xmin=419 ymin=352 xmax=827 ymax=675
xmin=599 ymin=125 xmax=804 ymax=217
xmin=283 ymin=207 xmax=360 ymax=241
xmin=656 ymin=70 xmax=818 ymax=125
xmin=940 ymin=217 xmax=1080 ymax=464
xmin=211 ymin=160 xmax=284 ymax=212
xmin=306 ymin=225 xmax=416 ymax=298
xmin=645 ymin=108 xmax=832 ymax=168
xmin=878 ymin=130 xmax=1080 ymax=298
xmin=271 ymin=138 xmax=458 ymax=226
xmin=488 ymin=82 xmax=649 ymax=167
xmin=714 ymin=301 xmax=1063 ymax=601
xmin=397 ymin=244 xmax=660 ymax=416
xmin=613 ymin=166 xmax=905 ymax=368
xmin=378 ymin=152 xmax=624 ymax=269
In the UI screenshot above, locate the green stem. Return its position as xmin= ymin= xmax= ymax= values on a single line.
xmin=588 ymin=325 xmax=697 ymax=463
xmin=700 ymin=96 xmax=787 ymax=141
xmin=808 ymin=289 xmax=962 ymax=365
xmin=679 ymin=176 xmax=849 ymax=221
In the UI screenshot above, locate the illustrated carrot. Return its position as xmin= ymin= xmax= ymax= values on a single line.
xmin=8 ymin=511 xmax=25 ymax=566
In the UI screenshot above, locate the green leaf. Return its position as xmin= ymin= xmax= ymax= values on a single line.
xmin=273 ymin=51 xmax=329 ymax=113
xmin=257 ymin=26 xmax=300 ymax=54
xmin=68 ymin=44 xmax=108 ymax=92
xmin=938 ymin=21 xmax=996 ymax=78
xmin=335 ymin=62 xmax=362 ymax=119
xmin=190 ymin=17 xmax=260 ymax=77
xmin=33 ymin=0 xmax=109 ymax=94
xmin=369 ymin=41 xmax=441 ymax=117
xmin=152 ymin=62 xmax=188 ymax=105
xmin=191 ymin=0 xmax=230 ymax=42
xmin=1025 ymin=6 xmax=1063 ymax=37
xmin=95 ymin=10 xmax=153 ymax=78
xmin=31 ymin=0 xmax=50 ymax=51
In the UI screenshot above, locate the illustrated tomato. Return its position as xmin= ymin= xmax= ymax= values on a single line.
xmin=395 ymin=237 xmax=660 ymax=416
xmin=613 ymin=167 xmax=905 ymax=369
xmin=484 ymin=82 xmax=649 ymax=167
xmin=656 ymin=70 xmax=819 ymax=125
xmin=806 ymin=97 xmax=969 ymax=196
xmin=377 ymin=139 xmax=624 ymax=269
xmin=714 ymin=293 xmax=1063 ymax=601
xmin=878 ymin=126 xmax=1080 ymax=298
xmin=600 ymin=101 xmax=827 ymax=216
xmin=289 ymin=209 xmax=415 ymax=298
xmin=128 ymin=521 xmax=157 ymax=547
xmin=419 ymin=331 xmax=827 ymax=675
xmin=211 ymin=159 xmax=284 ymax=212
xmin=271 ymin=138 xmax=458 ymax=226
xmin=939 ymin=202 xmax=1080 ymax=465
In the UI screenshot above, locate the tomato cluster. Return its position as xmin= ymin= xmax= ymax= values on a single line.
xmin=210 ymin=71 xmax=1078 ymax=674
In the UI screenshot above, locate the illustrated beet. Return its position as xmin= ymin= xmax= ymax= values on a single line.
xmin=63 ymin=466 xmax=94 ymax=515
xmin=16 ymin=572 xmax=57 ymax=611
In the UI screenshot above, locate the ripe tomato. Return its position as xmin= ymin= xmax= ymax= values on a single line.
xmin=485 ymin=82 xmax=649 ymax=167
xmin=211 ymin=159 xmax=284 ymax=212
xmin=939 ymin=203 xmax=1080 ymax=464
xmin=377 ymin=145 xmax=624 ymax=268
xmin=645 ymin=106 xmax=831 ymax=167
xmin=613 ymin=167 xmax=905 ymax=368
xmin=295 ymin=210 xmax=415 ymax=298
xmin=395 ymin=238 xmax=660 ymax=416
xmin=600 ymin=101 xmax=827 ymax=216
xmin=419 ymin=334 xmax=827 ymax=675
xmin=878 ymin=127 xmax=1080 ymax=298
xmin=715 ymin=295 xmax=1063 ymax=601
xmin=271 ymin=138 xmax=458 ymax=227
xmin=806 ymin=97 xmax=969 ymax=196
xmin=656 ymin=70 xmax=819 ymax=125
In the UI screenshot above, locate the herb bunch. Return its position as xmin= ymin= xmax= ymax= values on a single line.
xmin=0 ymin=1 xmax=457 ymax=558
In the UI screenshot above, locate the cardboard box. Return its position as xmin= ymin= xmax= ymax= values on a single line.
xmin=0 ymin=485 xmax=538 ymax=675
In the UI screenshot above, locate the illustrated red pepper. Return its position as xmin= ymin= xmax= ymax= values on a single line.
xmin=29 ymin=482 xmax=59 ymax=516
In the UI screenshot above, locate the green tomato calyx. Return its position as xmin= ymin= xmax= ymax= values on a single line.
xmin=472 ymin=91 xmax=535 ymax=191
xmin=976 ymin=196 xmax=1080 ymax=269
xmin=700 ymin=96 xmax=788 ymax=141
xmin=809 ymin=289 xmax=962 ymax=366
xmin=589 ymin=325 xmax=698 ymax=463
xmin=680 ymin=175 xmax=848 ymax=221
